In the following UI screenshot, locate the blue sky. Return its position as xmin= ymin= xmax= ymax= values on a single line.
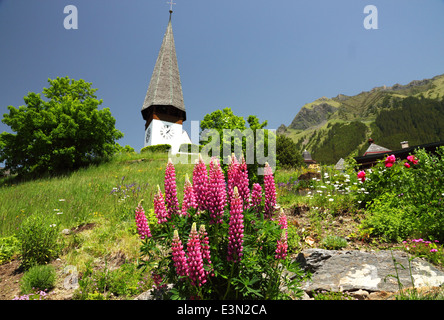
xmin=1 ymin=0 xmax=444 ymax=152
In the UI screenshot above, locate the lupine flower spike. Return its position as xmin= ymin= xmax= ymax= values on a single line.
xmin=172 ymin=230 xmax=189 ymax=278
xmin=154 ymin=185 xmax=168 ymax=224
xmin=182 ymin=173 xmax=197 ymax=216
xmin=135 ymin=201 xmax=152 ymax=240
xmin=264 ymin=162 xmax=277 ymax=218
xmin=275 ymin=229 xmax=288 ymax=260
xmin=193 ymin=154 xmax=208 ymax=212
xmin=208 ymin=158 xmax=227 ymax=224
xmin=187 ymin=223 xmax=207 ymax=286
xmin=250 ymin=183 xmax=262 ymax=212
xmin=238 ymin=155 xmax=250 ymax=209
xmin=227 ymin=153 xmax=240 ymax=204
xmin=227 ymin=187 xmax=244 ymax=263
xmin=164 ymin=158 xmax=180 ymax=217
xmin=199 ymin=225 xmax=213 ymax=277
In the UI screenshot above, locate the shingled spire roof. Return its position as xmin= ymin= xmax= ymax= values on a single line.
xmin=141 ymin=12 xmax=185 ymax=115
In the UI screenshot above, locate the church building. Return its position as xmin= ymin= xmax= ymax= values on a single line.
xmin=141 ymin=8 xmax=192 ymax=154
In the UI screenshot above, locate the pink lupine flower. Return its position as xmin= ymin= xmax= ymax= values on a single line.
xmin=135 ymin=202 xmax=151 ymax=240
xmin=187 ymin=223 xmax=207 ymax=286
xmin=172 ymin=230 xmax=189 ymax=278
xmin=385 ymin=154 xmax=396 ymax=168
xmin=207 ymin=158 xmax=227 ymax=224
xmin=227 ymin=153 xmax=240 ymax=204
xmin=164 ymin=159 xmax=180 ymax=217
xmin=357 ymin=170 xmax=366 ymax=182
xmin=275 ymin=230 xmax=288 ymax=260
xmin=264 ymin=162 xmax=277 ymax=217
xmin=278 ymin=208 xmax=288 ymax=230
xmin=250 ymin=183 xmax=262 ymax=211
xmin=154 ymin=185 xmax=168 ymax=224
xmin=199 ymin=225 xmax=213 ymax=277
xmin=193 ymin=154 xmax=208 ymax=212
xmin=238 ymin=156 xmax=251 ymax=209
xmin=181 ymin=173 xmax=197 ymax=216
xmin=227 ymin=187 xmax=244 ymax=263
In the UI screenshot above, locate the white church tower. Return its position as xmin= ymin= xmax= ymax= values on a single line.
xmin=141 ymin=7 xmax=191 ymax=154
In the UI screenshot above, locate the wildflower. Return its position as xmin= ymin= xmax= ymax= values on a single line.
xmin=193 ymin=154 xmax=208 ymax=212
xmin=199 ymin=225 xmax=213 ymax=277
xmin=238 ymin=155 xmax=250 ymax=209
xmin=207 ymin=158 xmax=227 ymax=224
xmin=187 ymin=223 xmax=206 ymax=286
xmin=357 ymin=170 xmax=366 ymax=182
xmin=385 ymin=155 xmax=396 ymax=168
xmin=250 ymin=183 xmax=262 ymax=211
xmin=154 ymin=185 xmax=168 ymax=224
xmin=135 ymin=202 xmax=152 ymax=240
xmin=181 ymin=174 xmax=197 ymax=216
xmin=227 ymin=187 xmax=244 ymax=263
xmin=172 ymin=230 xmax=189 ymax=277
xmin=264 ymin=162 xmax=277 ymax=217
xmin=227 ymin=153 xmax=240 ymax=204
xmin=404 ymin=162 xmax=411 ymax=168
xmin=278 ymin=208 xmax=288 ymax=230
xmin=430 ymin=249 xmax=438 ymax=253
xmin=275 ymin=230 xmax=288 ymax=260
xmin=164 ymin=159 xmax=180 ymax=217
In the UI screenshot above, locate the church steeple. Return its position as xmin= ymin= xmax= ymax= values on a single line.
xmin=141 ymin=7 xmax=192 ymax=154
xmin=141 ymin=9 xmax=186 ymax=123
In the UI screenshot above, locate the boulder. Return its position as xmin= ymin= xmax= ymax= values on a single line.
xmin=294 ymin=249 xmax=444 ymax=295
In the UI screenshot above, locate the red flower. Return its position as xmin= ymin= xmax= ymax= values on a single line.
xmin=172 ymin=230 xmax=189 ymax=278
xmin=385 ymin=155 xmax=396 ymax=168
xmin=357 ymin=170 xmax=366 ymax=182
xmin=404 ymin=162 xmax=411 ymax=168
xmin=227 ymin=187 xmax=244 ymax=263
xmin=407 ymin=155 xmax=418 ymax=165
xmin=135 ymin=202 xmax=152 ymax=240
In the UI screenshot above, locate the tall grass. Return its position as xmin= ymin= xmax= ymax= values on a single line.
xmin=0 ymin=152 xmax=194 ymax=237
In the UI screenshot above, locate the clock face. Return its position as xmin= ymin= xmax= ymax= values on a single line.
xmin=160 ymin=124 xmax=174 ymax=140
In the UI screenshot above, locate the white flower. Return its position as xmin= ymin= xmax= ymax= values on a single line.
xmin=57 ymin=212 xmax=63 ymax=215
xmin=329 ymin=198 xmax=334 ymax=202
xmin=59 ymin=199 xmax=65 ymax=202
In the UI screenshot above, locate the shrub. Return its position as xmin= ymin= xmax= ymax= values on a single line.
xmin=20 ymin=264 xmax=56 ymax=294
xmin=18 ymin=214 xmax=60 ymax=269
xmin=136 ymin=155 xmax=308 ymax=300
xmin=0 ymin=235 xmax=20 ymax=264
xmin=140 ymin=144 xmax=171 ymax=154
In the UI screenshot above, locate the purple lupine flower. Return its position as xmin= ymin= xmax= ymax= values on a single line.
xmin=250 ymin=183 xmax=262 ymax=212
xmin=275 ymin=230 xmax=288 ymax=260
xmin=227 ymin=153 xmax=240 ymax=204
xmin=193 ymin=154 xmax=208 ymax=212
xmin=238 ymin=156 xmax=250 ymax=209
xmin=199 ymin=224 xmax=213 ymax=278
xmin=181 ymin=173 xmax=197 ymax=216
xmin=227 ymin=187 xmax=244 ymax=263
xmin=264 ymin=162 xmax=277 ymax=218
xmin=154 ymin=185 xmax=168 ymax=224
xmin=208 ymin=157 xmax=227 ymax=224
xmin=164 ymin=159 xmax=180 ymax=217
xmin=187 ymin=223 xmax=207 ymax=286
xmin=172 ymin=230 xmax=189 ymax=278
xmin=135 ymin=202 xmax=152 ymax=240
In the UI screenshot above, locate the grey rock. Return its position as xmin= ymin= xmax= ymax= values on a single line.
xmin=294 ymin=249 xmax=444 ymax=294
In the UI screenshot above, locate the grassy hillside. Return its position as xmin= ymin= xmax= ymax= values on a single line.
xmin=0 ymin=152 xmax=195 ymax=237
xmin=281 ymin=73 xmax=444 ymax=164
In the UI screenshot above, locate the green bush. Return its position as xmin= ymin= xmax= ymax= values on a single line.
xmin=18 ymin=214 xmax=60 ymax=269
xmin=140 ymin=144 xmax=171 ymax=154
xmin=0 ymin=235 xmax=20 ymax=264
xmin=359 ymin=147 xmax=444 ymax=241
xmin=20 ymin=264 xmax=56 ymax=294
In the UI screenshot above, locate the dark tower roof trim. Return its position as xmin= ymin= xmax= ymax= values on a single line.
xmin=142 ymin=13 xmax=185 ymax=119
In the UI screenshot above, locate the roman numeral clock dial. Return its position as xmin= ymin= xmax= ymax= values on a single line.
xmin=160 ymin=124 xmax=174 ymax=140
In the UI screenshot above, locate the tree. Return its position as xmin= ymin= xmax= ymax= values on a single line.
xmin=276 ymin=134 xmax=304 ymax=168
xmin=199 ymin=108 xmax=273 ymax=183
xmin=0 ymin=76 xmax=124 ymax=177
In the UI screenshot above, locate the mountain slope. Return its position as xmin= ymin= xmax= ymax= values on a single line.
xmin=279 ymin=74 xmax=444 ymax=164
